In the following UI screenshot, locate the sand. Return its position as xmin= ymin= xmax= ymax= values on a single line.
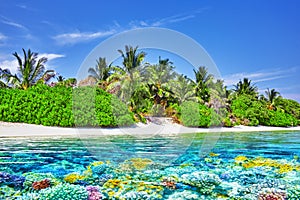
xmin=1 ymin=121 xmax=300 ymax=138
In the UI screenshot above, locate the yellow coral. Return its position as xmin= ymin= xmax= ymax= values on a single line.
xmin=129 ymin=158 xmax=153 ymax=170
xmin=64 ymin=173 xmax=84 ymax=183
xmin=91 ymin=161 xmax=104 ymax=166
xmin=235 ymin=155 xmax=248 ymax=163
xmin=209 ymin=152 xmax=219 ymax=157
xmin=239 ymin=156 xmax=299 ymax=174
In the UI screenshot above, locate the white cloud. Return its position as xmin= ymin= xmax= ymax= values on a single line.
xmin=0 ymin=59 xmax=18 ymax=74
xmin=38 ymin=53 xmax=65 ymax=61
xmin=0 ymin=53 xmax=65 ymax=74
xmin=53 ymin=30 xmax=116 ymax=45
xmin=128 ymin=9 xmax=207 ymax=29
xmin=0 ymin=16 xmax=27 ymax=30
xmin=0 ymin=33 xmax=7 ymax=40
xmin=222 ymin=67 xmax=299 ymax=86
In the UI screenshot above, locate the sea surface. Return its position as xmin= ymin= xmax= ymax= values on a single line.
xmin=0 ymin=131 xmax=299 ymax=199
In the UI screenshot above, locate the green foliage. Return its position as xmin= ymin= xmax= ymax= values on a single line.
xmin=268 ymin=110 xmax=298 ymax=127
xmin=231 ymin=94 xmax=298 ymax=127
xmin=0 ymin=84 xmax=134 ymax=127
xmin=180 ymin=101 xmax=222 ymax=127
xmin=231 ymin=94 xmax=264 ymax=126
xmin=276 ymin=98 xmax=300 ymax=123
xmin=39 ymin=184 xmax=88 ymax=200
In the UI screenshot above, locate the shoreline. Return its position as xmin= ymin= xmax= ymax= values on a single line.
xmin=1 ymin=121 xmax=300 ymax=138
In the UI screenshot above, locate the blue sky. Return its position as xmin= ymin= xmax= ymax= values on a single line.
xmin=0 ymin=0 xmax=299 ymax=101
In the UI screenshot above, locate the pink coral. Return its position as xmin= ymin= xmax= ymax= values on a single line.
xmin=86 ymin=186 xmax=102 ymax=200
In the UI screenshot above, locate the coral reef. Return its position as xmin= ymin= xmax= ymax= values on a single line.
xmin=1 ymin=147 xmax=300 ymax=199
xmin=180 ymin=171 xmax=221 ymax=194
xmin=39 ymin=183 xmax=88 ymax=200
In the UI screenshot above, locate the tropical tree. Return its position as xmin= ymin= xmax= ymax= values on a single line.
xmin=264 ymin=88 xmax=281 ymax=110
xmin=0 ymin=49 xmax=54 ymax=90
xmin=56 ymin=75 xmax=65 ymax=82
xmin=193 ymin=66 xmax=214 ymax=103
xmin=88 ymin=57 xmax=113 ymax=89
xmin=144 ymin=57 xmax=177 ymax=115
xmin=233 ymin=78 xmax=258 ymax=97
xmin=169 ymin=74 xmax=196 ymax=104
xmin=117 ymin=45 xmax=146 ymax=81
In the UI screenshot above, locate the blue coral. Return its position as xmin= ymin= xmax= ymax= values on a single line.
xmin=0 ymin=171 xmax=25 ymax=189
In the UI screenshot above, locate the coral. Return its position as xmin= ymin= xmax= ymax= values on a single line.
xmin=237 ymin=156 xmax=299 ymax=174
xmin=91 ymin=164 xmax=107 ymax=176
xmin=0 ymin=185 xmax=22 ymax=199
xmin=235 ymin=155 xmax=248 ymax=164
xmin=23 ymin=172 xmax=60 ymax=192
xmin=180 ymin=171 xmax=221 ymax=194
xmin=161 ymin=177 xmax=177 ymax=189
xmin=64 ymin=172 xmax=85 ymax=183
xmin=39 ymin=183 xmax=88 ymax=200
xmin=120 ymin=191 xmax=151 ymax=200
xmin=209 ymin=152 xmax=220 ymax=157
xmin=0 ymin=171 xmax=25 ymax=189
xmin=167 ymin=190 xmax=199 ymax=200
xmin=258 ymin=188 xmax=287 ymax=200
xmin=129 ymin=158 xmax=153 ymax=170
xmin=288 ymin=185 xmax=300 ymax=200
xmin=86 ymin=185 xmax=103 ymax=200
xmin=32 ymin=178 xmax=51 ymax=190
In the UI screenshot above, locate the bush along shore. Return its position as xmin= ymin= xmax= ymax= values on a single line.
xmin=0 ymin=47 xmax=300 ymax=128
xmin=0 ymin=84 xmax=134 ymax=127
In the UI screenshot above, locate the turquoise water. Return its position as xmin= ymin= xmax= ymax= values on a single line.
xmin=1 ymin=131 xmax=300 ymax=199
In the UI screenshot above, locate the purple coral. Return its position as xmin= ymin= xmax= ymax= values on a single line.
xmin=86 ymin=186 xmax=102 ymax=200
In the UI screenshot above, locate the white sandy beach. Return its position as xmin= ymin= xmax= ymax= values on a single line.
xmin=1 ymin=120 xmax=300 ymax=137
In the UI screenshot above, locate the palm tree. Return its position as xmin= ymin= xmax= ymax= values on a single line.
xmin=193 ymin=66 xmax=214 ymax=103
xmin=88 ymin=57 xmax=112 ymax=84
xmin=0 ymin=68 xmax=12 ymax=88
xmin=264 ymin=88 xmax=281 ymax=110
xmin=56 ymin=75 xmax=65 ymax=82
xmin=169 ymin=74 xmax=196 ymax=104
xmin=233 ymin=78 xmax=258 ymax=97
xmin=117 ymin=45 xmax=146 ymax=81
xmin=1 ymin=49 xmax=53 ymax=90
xmin=143 ymin=57 xmax=177 ymax=115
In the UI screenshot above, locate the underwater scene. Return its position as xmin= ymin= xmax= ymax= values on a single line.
xmin=0 ymin=131 xmax=300 ymax=199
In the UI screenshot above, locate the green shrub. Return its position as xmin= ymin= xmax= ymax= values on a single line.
xmin=180 ymin=101 xmax=222 ymax=127
xmin=268 ymin=110 xmax=298 ymax=127
xmin=0 ymin=84 xmax=134 ymax=127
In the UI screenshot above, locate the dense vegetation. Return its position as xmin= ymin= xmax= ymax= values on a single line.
xmin=0 ymin=47 xmax=300 ymax=127
xmin=0 ymin=84 xmax=133 ymax=127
